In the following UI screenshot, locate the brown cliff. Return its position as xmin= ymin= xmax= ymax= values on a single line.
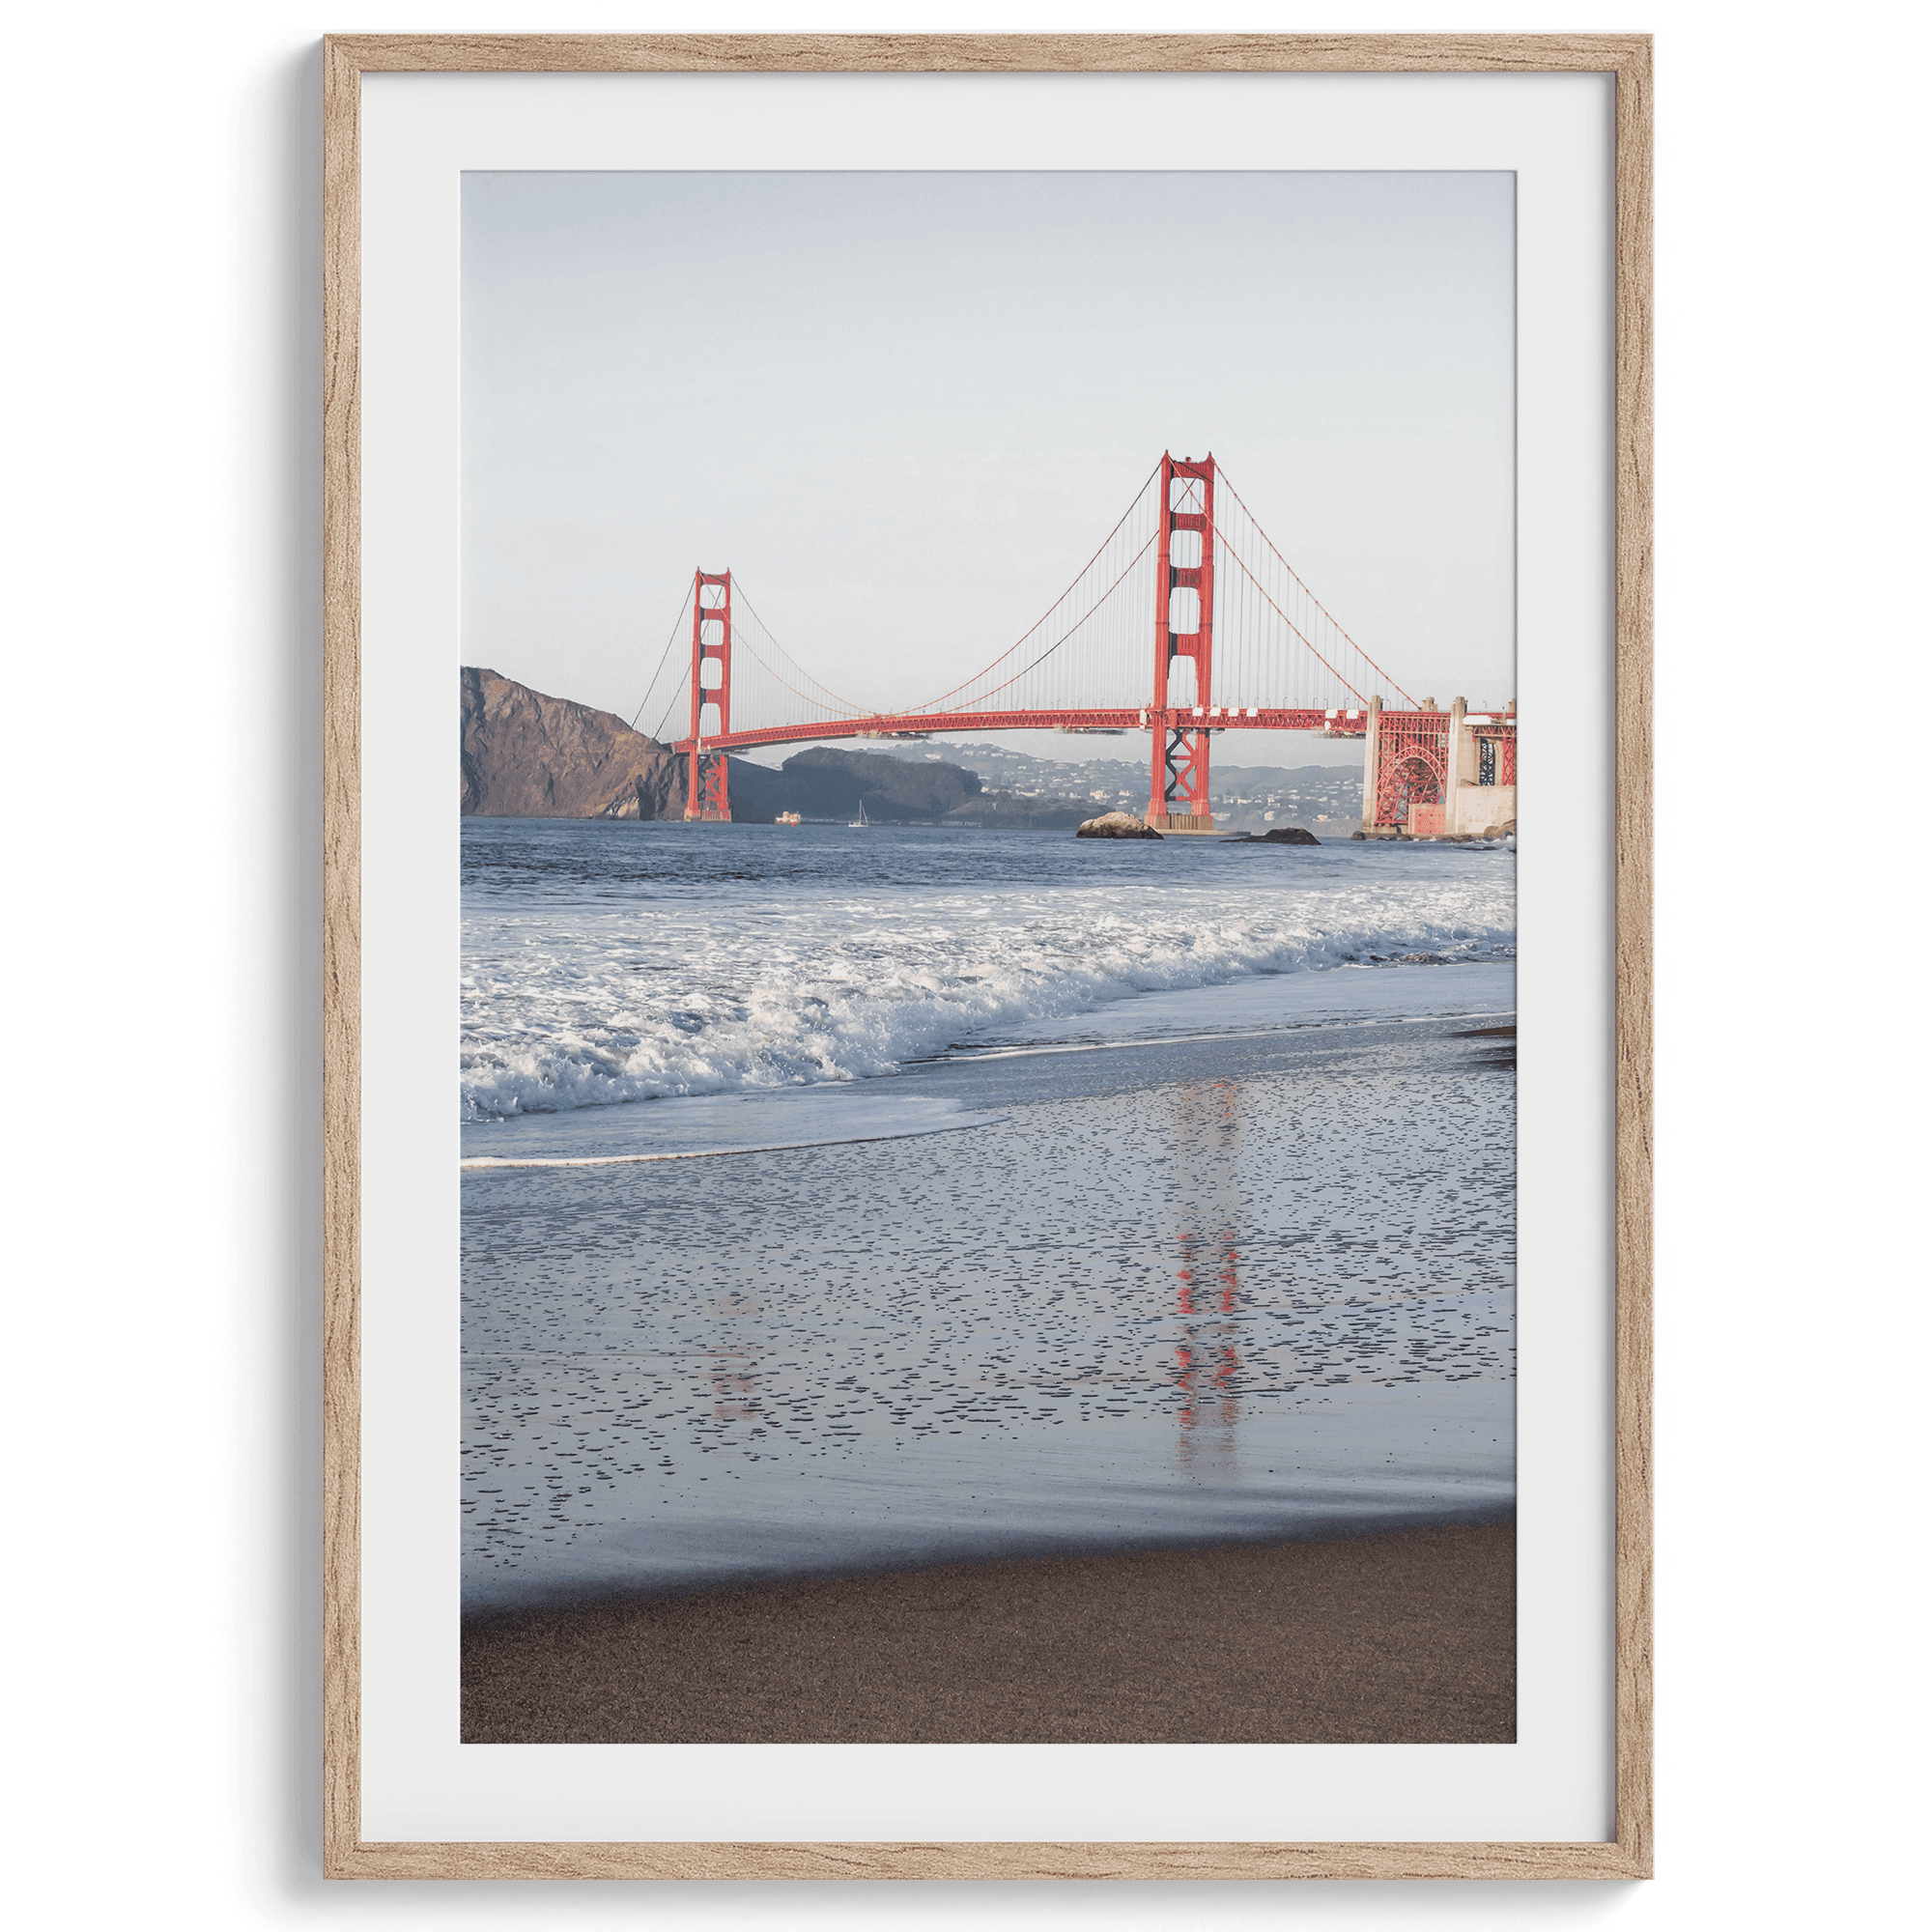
xmin=460 ymin=668 xmax=684 ymax=819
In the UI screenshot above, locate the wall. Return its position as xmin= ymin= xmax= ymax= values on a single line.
xmin=6 ymin=2 xmax=1923 ymax=1926
xmin=1448 ymin=783 xmax=1517 ymax=838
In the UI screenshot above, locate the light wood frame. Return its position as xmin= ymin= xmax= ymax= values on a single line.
xmin=323 ymin=31 xmax=1653 ymax=1883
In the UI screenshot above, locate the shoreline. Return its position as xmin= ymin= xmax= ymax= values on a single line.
xmin=459 ymin=957 xmax=1517 ymax=1167
xmin=463 ymin=1520 xmax=1515 ymax=1746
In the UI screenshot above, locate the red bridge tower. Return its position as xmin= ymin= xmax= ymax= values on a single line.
xmin=1147 ymin=453 xmax=1218 ymax=833
xmin=684 ymin=569 xmax=733 ymax=821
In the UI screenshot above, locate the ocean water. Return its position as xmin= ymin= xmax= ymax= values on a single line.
xmin=461 ymin=820 xmax=1518 ymax=1613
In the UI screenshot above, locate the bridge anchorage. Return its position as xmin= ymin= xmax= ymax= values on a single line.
xmin=658 ymin=450 xmax=1516 ymax=838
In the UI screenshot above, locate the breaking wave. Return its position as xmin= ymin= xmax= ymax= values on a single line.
xmin=461 ymin=873 xmax=1514 ymax=1121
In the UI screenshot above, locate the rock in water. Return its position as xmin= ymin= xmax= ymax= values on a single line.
xmin=1257 ymin=825 xmax=1320 ymax=845
xmin=1075 ymin=810 xmax=1163 ymax=839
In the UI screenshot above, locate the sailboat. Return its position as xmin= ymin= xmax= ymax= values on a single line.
xmin=847 ymin=799 xmax=871 ymax=829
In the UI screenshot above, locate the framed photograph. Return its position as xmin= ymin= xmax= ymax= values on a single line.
xmin=324 ymin=33 xmax=1652 ymax=1880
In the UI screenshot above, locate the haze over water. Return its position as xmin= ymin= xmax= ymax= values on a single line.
xmin=461 ymin=822 xmax=1518 ymax=1614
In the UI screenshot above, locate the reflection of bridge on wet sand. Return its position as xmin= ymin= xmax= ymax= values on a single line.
xmin=679 ymin=1050 xmax=1506 ymax=1493
xmin=1168 ymin=1078 xmax=1247 ymax=1479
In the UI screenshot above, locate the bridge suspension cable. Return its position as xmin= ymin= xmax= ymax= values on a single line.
xmin=894 ymin=460 xmax=1163 ymax=718
xmin=728 ymin=583 xmax=871 ymax=721
xmin=630 ymin=577 xmax=694 ymax=735
xmin=1212 ymin=463 xmax=1419 ymax=710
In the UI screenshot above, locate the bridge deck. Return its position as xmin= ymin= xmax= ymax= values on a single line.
xmin=673 ymin=707 xmax=1373 ymax=756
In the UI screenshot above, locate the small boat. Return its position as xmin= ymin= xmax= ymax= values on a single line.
xmin=774 ymin=810 xmax=802 ymax=826
xmin=848 ymin=801 xmax=871 ymax=829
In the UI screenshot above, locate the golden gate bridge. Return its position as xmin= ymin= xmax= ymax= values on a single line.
xmin=634 ymin=453 xmax=1517 ymax=838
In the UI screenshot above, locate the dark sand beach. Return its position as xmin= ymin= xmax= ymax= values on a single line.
xmin=463 ymin=1520 xmax=1514 ymax=1745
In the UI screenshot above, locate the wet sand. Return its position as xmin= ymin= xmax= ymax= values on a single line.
xmin=461 ymin=985 xmax=1518 ymax=1616
xmin=462 ymin=1520 xmax=1514 ymax=1745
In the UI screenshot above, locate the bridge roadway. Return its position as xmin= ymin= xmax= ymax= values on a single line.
xmin=673 ymin=705 xmax=1372 ymax=758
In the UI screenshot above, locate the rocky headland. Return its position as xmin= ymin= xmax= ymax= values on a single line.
xmin=460 ymin=668 xmax=683 ymax=819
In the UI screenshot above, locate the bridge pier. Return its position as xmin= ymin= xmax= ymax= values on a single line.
xmin=1146 ymin=715 xmax=1217 ymax=833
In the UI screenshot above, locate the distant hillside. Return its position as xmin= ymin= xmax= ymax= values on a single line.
xmin=733 ymin=746 xmax=982 ymax=823
xmin=937 ymin=789 xmax=1090 ymax=831
xmin=735 ymin=749 xmax=1093 ymax=826
xmin=460 ymin=668 xmax=682 ymax=818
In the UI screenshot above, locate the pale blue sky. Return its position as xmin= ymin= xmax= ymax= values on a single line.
xmin=463 ymin=170 xmax=1514 ymax=764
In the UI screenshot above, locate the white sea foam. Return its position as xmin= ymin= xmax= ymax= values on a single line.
xmin=461 ymin=868 xmax=1515 ymax=1121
